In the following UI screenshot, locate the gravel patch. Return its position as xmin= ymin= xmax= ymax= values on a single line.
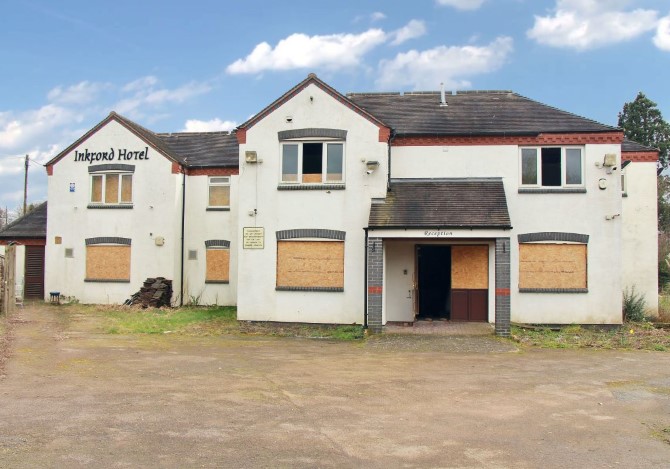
xmin=365 ymin=333 xmax=518 ymax=353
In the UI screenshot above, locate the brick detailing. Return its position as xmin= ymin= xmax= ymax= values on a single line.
xmin=172 ymin=162 xmax=184 ymax=174
xmin=277 ymin=184 xmax=346 ymax=191
xmin=278 ymin=128 xmax=347 ymax=140
xmin=276 ymin=286 xmax=344 ymax=292
xmin=206 ymin=207 xmax=231 ymax=212
xmin=187 ymin=167 xmax=239 ymax=176
xmin=495 ymin=238 xmax=511 ymax=337
xmin=518 ymin=188 xmax=586 ymax=194
xmin=518 ymin=232 xmax=589 ymax=244
xmin=88 ymin=164 xmax=135 ymax=173
xmin=393 ymin=131 xmax=623 ymax=147
xmin=236 ymin=128 xmax=247 ymax=144
xmin=367 ymin=237 xmax=383 ymax=333
xmin=276 ymin=229 xmax=346 ymax=241
xmin=205 ymin=239 xmax=231 ymax=248
xmin=87 ymin=204 xmax=133 ymax=210
xmin=378 ymin=127 xmax=391 ymax=143
xmin=623 ymin=151 xmax=659 ymax=163
xmin=46 ymin=165 xmax=53 ymax=176
xmin=0 ymin=238 xmax=46 ymax=246
xmin=85 ymin=237 xmax=131 ymax=246
xmin=519 ymin=288 xmax=588 ymax=293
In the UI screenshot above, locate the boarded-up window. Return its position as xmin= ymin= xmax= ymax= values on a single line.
xmin=208 ymin=177 xmax=230 ymax=207
xmin=91 ymin=173 xmax=133 ymax=205
xmin=91 ymin=175 xmax=103 ymax=202
xmin=85 ymin=245 xmax=131 ymax=281
xmin=277 ymin=240 xmax=344 ymax=290
xmin=519 ymin=244 xmax=587 ymax=290
xmin=121 ymin=175 xmax=133 ymax=203
xmin=451 ymin=245 xmax=488 ymax=289
xmin=206 ymin=248 xmax=230 ymax=283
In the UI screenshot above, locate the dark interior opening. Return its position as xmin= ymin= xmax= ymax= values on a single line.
xmin=541 ymin=147 xmax=561 ymax=186
xmin=417 ymin=245 xmax=451 ymax=319
xmin=302 ymin=143 xmax=323 ymax=175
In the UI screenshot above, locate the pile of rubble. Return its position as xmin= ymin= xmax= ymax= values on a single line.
xmin=125 ymin=277 xmax=173 ymax=308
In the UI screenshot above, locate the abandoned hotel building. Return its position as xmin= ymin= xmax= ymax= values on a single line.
xmin=0 ymin=74 xmax=659 ymax=335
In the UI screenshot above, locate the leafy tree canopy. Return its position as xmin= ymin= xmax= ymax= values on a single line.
xmin=618 ymin=92 xmax=670 ymax=170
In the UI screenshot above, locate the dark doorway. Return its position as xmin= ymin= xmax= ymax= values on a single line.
xmin=24 ymin=245 xmax=45 ymax=299
xmin=417 ymin=245 xmax=451 ymax=319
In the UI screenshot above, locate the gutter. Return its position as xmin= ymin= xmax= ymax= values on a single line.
xmin=179 ymin=170 xmax=186 ymax=306
xmin=363 ymin=227 xmax=369 ymax=331
xmin=386 ymin=129 xmax=396 ymax=192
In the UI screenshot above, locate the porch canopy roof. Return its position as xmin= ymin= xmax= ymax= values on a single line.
xmin=368 ymin=179 xmax=511 ymax=230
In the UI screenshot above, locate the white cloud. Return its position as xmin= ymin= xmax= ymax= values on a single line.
xmin=371 ymin=12 xmax=386 ymax=22
xmin=654 ymin=15 xmax=670 ymax=51
xmin=226 ymin=29 xmax=387 ymax=74
xmin=0 ymin=104 xmax=76 ymax=151
xmin=390 ymin=20 xmax=427 ymax=46
xmin=527 ymin=0 xmax=659 ymax=50
xmin=47 ymin=81 xmax=107 ymax=105
xmin=436 ymin=0 xmax=486 ymax=11
xmin=377 ymin=36 xmax=513 ymax=90
xmin=182 ymin=118 xmax=237 ymax=132
xmin=115 ymin=79 xmax=212 ymax=118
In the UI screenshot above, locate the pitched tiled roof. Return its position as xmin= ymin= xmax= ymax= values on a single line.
xmin=0 ymin=202 xmax=47 ymax=239
xmin=47 ymin=112 xmax=240 ymax=169
xmin=622 ymin=138 xmax=658 ymax=153
xmin=369 ymin=179 xmax=511 ymax=229
xmin=348 ymin=91 xmax=617 ymax=136
xmin=157 ymin=132 xmax=238 ymax=168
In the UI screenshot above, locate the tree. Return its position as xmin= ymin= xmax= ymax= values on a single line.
xmin=617 ymin=91 xmax=670 ymax=171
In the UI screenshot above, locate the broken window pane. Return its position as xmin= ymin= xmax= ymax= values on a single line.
xmin=302 ymin=143 xmax=323 ymax=183
xmin=541 ymin=148 xmax=561 ymax=186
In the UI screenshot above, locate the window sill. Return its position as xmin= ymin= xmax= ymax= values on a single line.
xmin=277 ymin=184 xmax=345 ymax=191
xmin=519 ymin=288 xmax=588 ymax=293
xmin=84 ymin=278 xmax=130 ymax=283
xmin=276 ymin=286 xmax=344 ymax=292
xmin=518 ymin=188 xmax=586 ymax=194
xmin=206 ymin=207 xmax=230 ymax=211
xmin=87 ymin=204 xmax=133 ymax=209
xmin=205 ymin=280 xmax=229 ymax=284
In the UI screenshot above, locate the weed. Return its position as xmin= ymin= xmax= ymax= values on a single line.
xmin=623 ymin=286 xmax=647 ymax=322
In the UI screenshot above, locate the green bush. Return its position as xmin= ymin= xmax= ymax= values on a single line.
xmin=623 ymin=286 xmax=647 ymax=322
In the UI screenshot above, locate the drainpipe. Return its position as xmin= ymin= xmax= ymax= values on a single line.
xmin=179 ymin=169 xmax=186 ymax=306
xmin=363 ymin=227 xmax=369 ymax=330
xmin=386 ymin=129 xmax=396 ymax=192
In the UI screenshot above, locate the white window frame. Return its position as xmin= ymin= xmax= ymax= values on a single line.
xmin=208 ymin=176 xmax=231 ymax=208
xmin=519 ymin=147 xmax=585 ymax=188
xmin=280 ymin=140 xmax=346 ymax=184
xmin=90 ymin=172 xmax=133 ymax=205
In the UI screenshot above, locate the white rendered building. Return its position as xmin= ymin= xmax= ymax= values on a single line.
xmin=41 ymin=74 xmax=659 ymax=335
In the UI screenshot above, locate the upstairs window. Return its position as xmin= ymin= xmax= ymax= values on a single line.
xmin=208 ymin=176 xmax=230 ymax=208
xmin=520 ymin=147 xmax=583 ymax=187
xmin=91 ymin=173 xmax=133 ymax=205
xmin=281 ymin=142 xmax=344 ymax=184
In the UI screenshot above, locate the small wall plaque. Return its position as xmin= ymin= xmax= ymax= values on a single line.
xmin=243 ymin=227 xmax=265 ymax=249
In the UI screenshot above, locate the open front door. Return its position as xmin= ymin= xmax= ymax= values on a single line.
xmin=412 ymin=268 xmax=419 ymax=320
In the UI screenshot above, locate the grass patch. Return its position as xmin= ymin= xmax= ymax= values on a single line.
xmin=239 ymin=321 xmax=364 ymax=340
xmin=512 ymin=323 xmax=670 ymax=351
xmin=102 ymin=306 xmax=238 ymax=335
xmin=49 ymin=304 xmax=364 ymax=340
xmin=658 ymin=294 xmax=670 ymax=323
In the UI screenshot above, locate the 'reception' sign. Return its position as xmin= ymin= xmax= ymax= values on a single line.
xmin=74 ymin=147 xmax=150 ymax=164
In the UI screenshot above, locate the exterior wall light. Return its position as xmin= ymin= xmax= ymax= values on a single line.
xmin=366 ymin=160 xmax=380 ymax=174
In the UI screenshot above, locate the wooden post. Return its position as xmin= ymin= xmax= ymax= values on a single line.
xmin=1 ymin=245 xmax=16 ymax=315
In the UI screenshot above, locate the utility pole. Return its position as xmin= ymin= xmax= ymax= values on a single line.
xmin=23 ymin=154 xmax=28 ymax=216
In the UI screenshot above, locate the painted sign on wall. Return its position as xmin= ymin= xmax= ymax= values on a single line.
xmin=74 ymin=147 xmax=150 ymax=164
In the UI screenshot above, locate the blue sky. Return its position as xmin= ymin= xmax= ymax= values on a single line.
xmin=1 ymin=0 xmax=669 ymax=217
